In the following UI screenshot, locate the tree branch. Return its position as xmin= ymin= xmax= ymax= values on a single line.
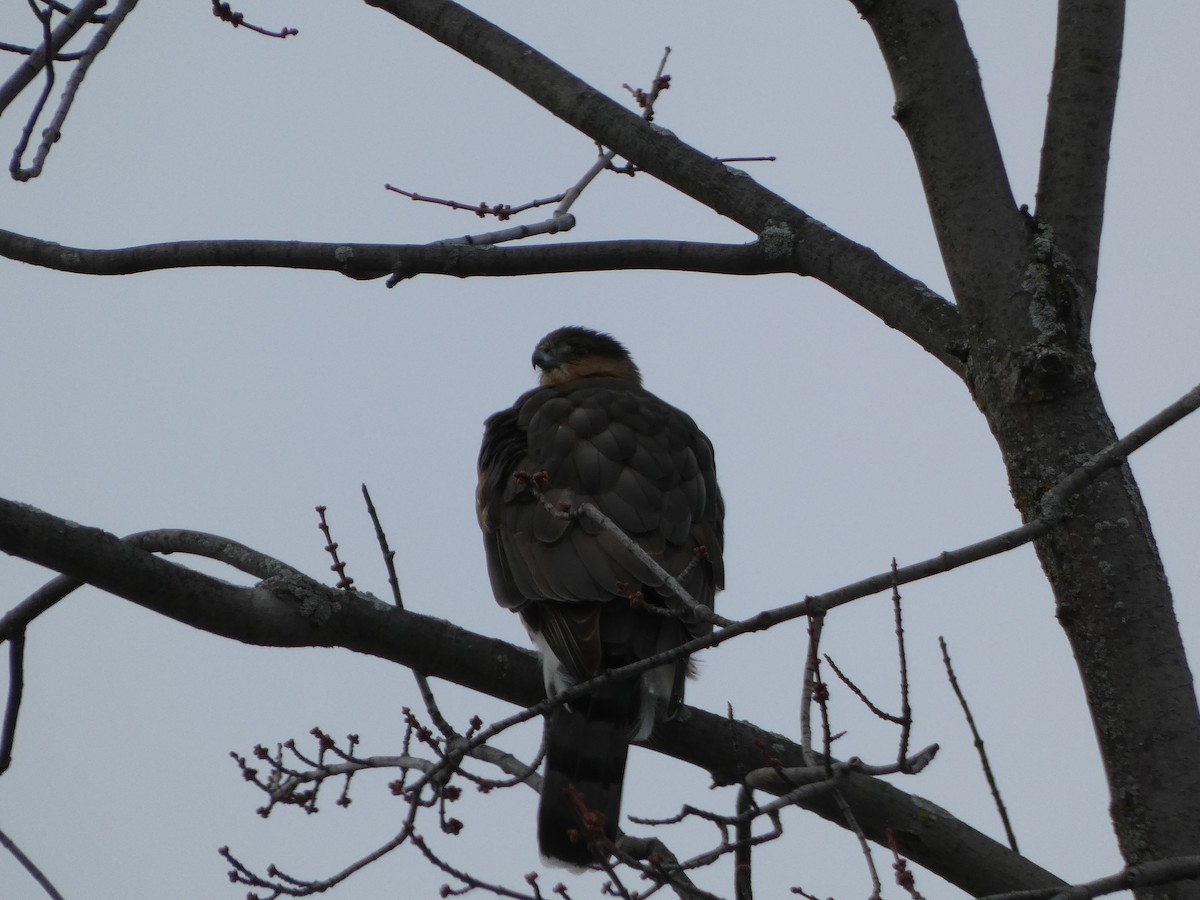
xmin=361 ymin=0 xmax=966 ymax=374
xmin=0 ymin=825 xmax=65 ymax=900
xmin=0 ymin=496 xmax=1060 ymax=895
xmin=0 ymin=0 xmax=107 ymax=117
xmin=10 ymin=0 xmax=141 ymax=181
xmin=0 ymin=229 xmax=796 ymax=280
xmin=854 ymin=0 xmax=1027 ymax=314
xmin=1035 ymin=0 xmax=1125 ymax=335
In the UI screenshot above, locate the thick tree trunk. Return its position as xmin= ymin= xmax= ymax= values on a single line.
xmin=973 ymin=338 xmax=1200 ymax=896
xmin=858 ymin=1 xmax=1200 ymax=889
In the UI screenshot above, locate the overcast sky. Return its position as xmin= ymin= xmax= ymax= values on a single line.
xmin=1 ymin=2 xmax=1198 ymax=898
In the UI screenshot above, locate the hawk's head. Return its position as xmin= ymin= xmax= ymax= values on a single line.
xmin=532 ymin=326 xmax=642 ymax=386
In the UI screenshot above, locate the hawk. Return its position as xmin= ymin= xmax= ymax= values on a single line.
xmin=477 ymin=326 xmax=724 ymax=866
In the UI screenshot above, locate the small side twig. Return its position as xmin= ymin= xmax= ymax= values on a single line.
xmin=11 ymin=0 xmax=140 ymax=181
xmin=9 ymin=0 xmax=55 ymax=181
xmin=0 ymin=825 xmax=65 ymax=900
xmin=892 ymin=560 xmax=913 ymax=766
xmin=411 ymin=833 xmax=539 ymax=900
xmin=387 ymin=46 xmax=677 ymax=286
xmin=820 ymin=560 xmax=914 ymax=765
xmin=315 ymin=505 xmax=355 ymax=591
xmin=940 ymin=635 xmax=1019 ymax=853
xmin=743 ymin=743 xmax=939 ymax=793
xmin=358 ymin=486 xmax=472 ymax=748
xmin=211 ymin=0 xmax=298 ymax=38
xmin=622 ymin=45 xmax=672 ymax=121
xmin=887 ymin=827 xmax=925 ymax=899
xmin=521 ymin=469 xmax=729 ymax=628
xmin=715 ymin=156 xmax=777 ymax=164
xmin=799 ymin=613 xmax=824 ymax=763
xmin=0 ymin=632 xmax=24 ymax=774
xmin=361 ymin=483 xmax=402 ymax=606
xmin=801 ymin=614 xmax=882 ymax=898
xmin=383 ymin=186 xmax=565 ymax=221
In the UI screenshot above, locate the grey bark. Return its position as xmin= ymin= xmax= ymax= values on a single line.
xmin=858 ymin=2 xmax=1200 ymax=896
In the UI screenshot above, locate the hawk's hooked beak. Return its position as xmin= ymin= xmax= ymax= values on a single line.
xmin=532 ymin=345 xmax=556 ymax=372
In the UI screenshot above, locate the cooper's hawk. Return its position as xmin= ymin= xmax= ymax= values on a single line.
xmin=477 ymin=326 xmax=724 ymax=866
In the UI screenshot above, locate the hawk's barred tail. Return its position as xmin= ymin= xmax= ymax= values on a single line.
xmin=538 ymin=686 xmax=637 ymax=867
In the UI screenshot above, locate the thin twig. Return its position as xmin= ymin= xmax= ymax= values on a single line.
xmin=823 ymin=654 xmax=903 ymax=724
xmin=524 ymin=475 xmax=728 ymax=627
xmin=0 ymin=41 xmax=86 ymax=60
xmin=892 ymin=561 xmax=913 ymax=767
xmin=0 ymin=825 xmax=65 ymax=900
xmin=940 ymin=636 xmax=1019 ymax=852
xmin=572 ymin=500 xmax=728 ymax=626
xmin=13 ymin=0 xmax=140 ymax=180
xmin=0 ymin=0 xmax=107 ymax=118
xmin=410 ymin=833 xmax=539 ymax=899
xmin=887 ymin=828 xmax=925 ymax=899
xmin=799 ymin=613 xmax=824 ymax=763
xmin=744 ymin=743 xmax=939 ymax=792
xmin=361 ymin=483 xmax=402 ymax=607
xmin=385 ymin=45 xmax=676 ymax=283
xmin=210 ymin=0 xmax=298 ymax=38
xmin=384 ymin=185 xmax=565 ymax=220
xmin=799 ymin=609 xmax=882 ymax=896
xmin=617 ymin=833 xmax=714 ymax=900
xmin=0 ymin=632 xmax=24 ymax=774
xmin=359 ymin=486 xmax=462 ymax=740
xmin=9 ymin=0 xmax=55 ymax=181
xmin=315 ymin=506 xmax=355 ymax=591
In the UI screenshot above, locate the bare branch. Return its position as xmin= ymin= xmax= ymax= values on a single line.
xmin=617 ymin=834 xmax=716 ymax=900
xmin=0 ymin=825 xmax=64 ymax=900
xmin=887 ymin=827 xmax=925 ymax=900
xmin=361 ymin=483 xmax=403 ymax=608
xmin=381 ymin=46 xmax=675 ymax=277
xmin=745 ymin=744 xmax=939 ymax=794
xmin=210 ymin=0 xmax=299 ymax=39
xmin=410 ymin=833 xmax=538 ymax=900
xmin=363 ymin=0 xmax=966 ymax=373
xmin=314 ymin=505 xmax=356 ymax=592
xmin=528 ymin=483 xmax=729 ymax=628
xmin=940 ymin=636 xmax=1019 ymax=853
xmin=0 ymin=229 xmax=795 ymax=281
xmin=11 ymin=0 xmax=140 ymax=180
xmin=0 ymin=0 xmax=107 ymax=117
xmin=0 ymin=632 xmax=23 ymax=775
xmin=384 ymin=185 xmax=566 ymax=220
xmin=891 ymin=562 xmax=913 ymax=765
xmin=1035 ymin=0 xmax=1125 ymax=332
xmin=855 ymin=0 xmax=1026 ymax=314
xmin=0 ymin=493 xmax=1060 ymax=893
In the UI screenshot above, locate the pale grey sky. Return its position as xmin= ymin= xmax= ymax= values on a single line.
xmin=1 ymin=3 xmax=1198 ymax=898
